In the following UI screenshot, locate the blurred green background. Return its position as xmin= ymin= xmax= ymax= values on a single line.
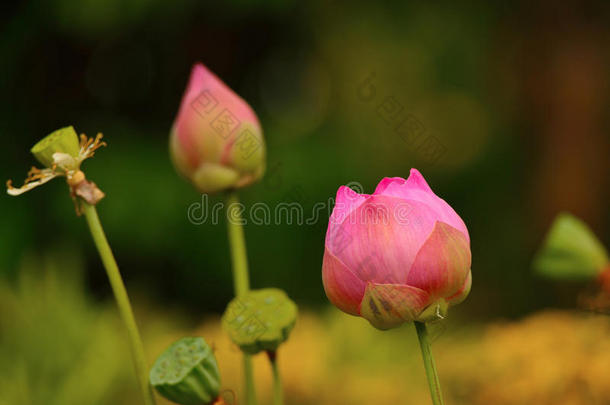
xmin=2 ymin=1 xmax=610 ymax=404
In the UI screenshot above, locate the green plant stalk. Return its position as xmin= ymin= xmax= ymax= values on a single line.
xmin=414 ymin=321 xmax=444 ymax=405
xmin=226 ymin=192 xmax=250 ymax=296
xmin=225 ymin=192 xmax=257 ymax=405
xmin=267 ymin=351 xmax=283 ymax=405
xmin=82 ymin=203 xmax=156 ymax=405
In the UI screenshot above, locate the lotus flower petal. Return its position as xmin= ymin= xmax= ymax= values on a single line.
xmin=374 ymin=169 xmax=469 ymax=241
xmin=331 ymin=196 xmax=440 ymax=284
xmin=407 ymin=221 xmax=471 ymax=300
xmin=322 ymin=248 xmax=366 ymax=316
xmin=446 ymin=270 xmax=472 ymax=306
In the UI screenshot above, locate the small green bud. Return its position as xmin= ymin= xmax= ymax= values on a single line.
xmin=149 ymin=337 xmax=221 ymax=405
xmin=533 ymin=212 xmax=609 ymax=280
xmin=31 ymin=126 xmax=80 ymax=168
xmin=222 ymin=288 xmax=297 ymax=355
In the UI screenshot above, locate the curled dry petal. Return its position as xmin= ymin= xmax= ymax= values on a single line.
xmin=6 ymin=169 xmax=59 ymax=195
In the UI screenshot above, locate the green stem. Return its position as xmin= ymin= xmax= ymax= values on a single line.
xmin=414 ymin=321 xmax=444 ymax=405
xmin=225 ymin=192 xmax=257 ymax=405
xmin=225 ymin=192 xmax=250 ymax=296
xmin=82 ymin=203 xmax=156 ymax=405
xmin=267 ymin=351 xmax=283 ymax=405
xmin=242 ymin=355 xmax=256 ymax=405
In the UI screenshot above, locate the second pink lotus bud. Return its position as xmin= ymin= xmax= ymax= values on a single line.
xmin=322 ymin=169 xmax=472 ymax=329
xmin=170 ymin=63 xmax=266 ymax=194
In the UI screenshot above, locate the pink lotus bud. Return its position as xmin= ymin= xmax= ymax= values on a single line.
xmin=322 ymin=169 xmax=471 ymax=329
xmin=170 ymin=63 xmax=265 ymax=194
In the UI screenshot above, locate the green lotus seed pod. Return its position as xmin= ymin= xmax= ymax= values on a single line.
xmin=533 ymin=212 xmax=609 ymax=280
xmin=31 ymin=126 xmax=80 ymax=168
xmin=149 ymin=337 xmax=221 ymax=405
xmin=222 ymin=288 xmax=298 ymax=355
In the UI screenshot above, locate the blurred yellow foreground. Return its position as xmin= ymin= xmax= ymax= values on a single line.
xmin=2 ymin=255 xmax=610 ymax=405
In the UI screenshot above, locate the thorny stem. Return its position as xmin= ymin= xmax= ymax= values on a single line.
xmin=82 ymin=203 xmax=155 ymax=405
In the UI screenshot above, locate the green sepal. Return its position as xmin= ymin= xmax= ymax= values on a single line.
xmin=229 ymin=122 xmax=265 ymax=173
xmin=222 ymin=288 xmax=298 ymax=355
xmin=360 ymin=283 xmax=429 ymax=330
xmin=192 ymin=163 xmax=240 ymax=194
xmin=416 ymin=299 xmax=449 ymax=322
xmin=149 ymin=337 xmax=220 ymax=405
xmin=30 ymin=126 xmax=80 ymax=168
xmin=533 ymin=212 xmax=609 ymax=280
